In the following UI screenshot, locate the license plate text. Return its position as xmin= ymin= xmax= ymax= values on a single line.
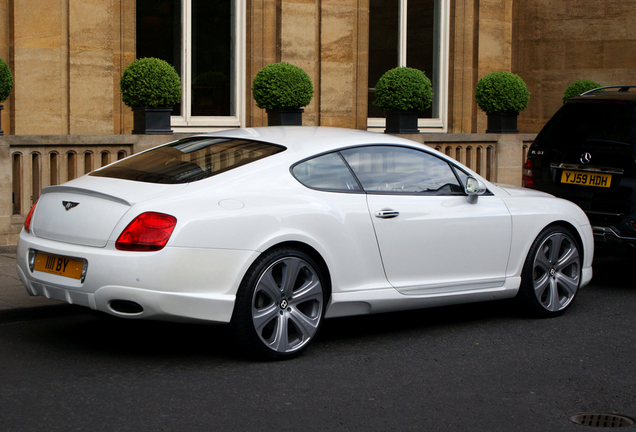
xmin=560 ymin=170 xmax=611 ymax=188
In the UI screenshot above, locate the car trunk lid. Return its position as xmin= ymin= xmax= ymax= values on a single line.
xmin=31 ymin=179 xmax=187 ymax=248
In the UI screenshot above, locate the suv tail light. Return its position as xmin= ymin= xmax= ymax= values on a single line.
xmin=522 ymin=159 xmax=534 ymax=188
xmin=24 ymin=200 xmax=38 ymax=234
xmin=116 ymin=212 xmax=177 ymax=251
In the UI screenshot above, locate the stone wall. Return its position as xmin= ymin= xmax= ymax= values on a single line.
xmin=247 ymin=0 xmax=369 ymax=129
xmin=2 ymin=0 xmax=135 ymax=136
xmin=448 ymin=0 xmax=515 ymax=134
xmin=512 ymin=0 xmax=636 ymax=132
xmin=2 ymin=0 xmax=634 ymax=136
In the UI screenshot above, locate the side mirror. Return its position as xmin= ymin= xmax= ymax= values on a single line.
xmin=465 ymin=177 xmax=486 ymax=203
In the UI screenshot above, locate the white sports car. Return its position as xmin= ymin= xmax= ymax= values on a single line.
xmin=17 ymin=127 xmax=593 ymax=359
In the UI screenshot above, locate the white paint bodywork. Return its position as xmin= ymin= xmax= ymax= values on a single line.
xmin=16 ymin=127 xmax=594 ymax=323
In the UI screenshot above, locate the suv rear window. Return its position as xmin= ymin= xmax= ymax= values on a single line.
xmin=90 ymin=137 xmax=285 ymax=184
xmin=538 ymin=101 xmax=635 ymax=148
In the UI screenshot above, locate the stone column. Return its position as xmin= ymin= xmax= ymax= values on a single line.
xmin=449 ymin=0 xmax=478 ymax=133
xmin=449 ymin=0 xmax=513 ymax=134
xmin=0 ymin=137 xmax=11 ymax=241
xmin=246 ymin=0 xmax=279 ymax=127
xmin=495 ymin=133 xmax=523 ymax=186
xmin=279 ymin=0 xmax=320 ymax=126
xmin=319 ymin=0 xmax=369 ymax=129
xmin=475 ymin=0 xmax=514 ymax=134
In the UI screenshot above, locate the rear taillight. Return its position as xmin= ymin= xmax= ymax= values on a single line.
xmin=24 ymin=200 xmax=38 ymax=234
xmin=522 ymin=158 xmax=534 ymax=188
xmin=116 ymin=212 xmax=177 ymax=251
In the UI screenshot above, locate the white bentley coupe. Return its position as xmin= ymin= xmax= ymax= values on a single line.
xmin=17 ymin=127 xmax=593 ymax=359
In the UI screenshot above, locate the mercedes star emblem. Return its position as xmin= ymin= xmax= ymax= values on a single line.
xmin=580 ymin=152 xmax=592 ymax=164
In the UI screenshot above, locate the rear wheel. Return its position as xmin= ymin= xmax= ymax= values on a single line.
xmin=231 ymin=247 xmax=326 ymax=360
xmin=518 ymin=225 xmax=581 ymax=317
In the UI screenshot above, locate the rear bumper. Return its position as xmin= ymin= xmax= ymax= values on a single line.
xmin=18 ymin=263 xmax=235 ymax=323
xmin=592 ymin=225 xmax=636 ymax=248
xmin=16 ymin=231 xmax=260 ymax=323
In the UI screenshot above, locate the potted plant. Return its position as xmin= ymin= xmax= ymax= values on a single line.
xmin=373 ymin=67 xmax=433 ymax=134
xmin=563 ymin=80 xmax=602 ymax=103
xmin=252 ymin=62 xmax=314 ymax=126
xmin=475 ymin=71 xmax=530 ymax=133
xmin=0 ymin=58 xmax=13 ymax=136
xmin=120 ymin=57 xmax=182 ymax=134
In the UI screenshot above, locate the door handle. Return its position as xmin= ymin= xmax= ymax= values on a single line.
xmin=375 ymin=210 xmax=399 ymax=219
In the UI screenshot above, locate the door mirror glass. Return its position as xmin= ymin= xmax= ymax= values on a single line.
xmin=465 ymin=177 xmax=486 ymax=195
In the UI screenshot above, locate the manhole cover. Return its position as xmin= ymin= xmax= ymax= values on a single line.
xmin=570 ymin=413 xmax=635 ymax=428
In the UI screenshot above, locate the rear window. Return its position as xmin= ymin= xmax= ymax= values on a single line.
xmin=538 ymin=102 xmax=635 ymax=148
xmin=90 ymin=137 xmax=285 ymax=184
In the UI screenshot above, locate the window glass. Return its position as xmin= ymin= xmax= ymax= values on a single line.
xmin=292 ymin=153 xmax=362 ymax=192
xmin=368 ymin=0 xmax=437 ymax=119
xmin=539 ymin=102 xmax=634 ymax=148
xmin=192 ymin=0 xmax=233 ymax=116
xmin=340 ymin=146 xmax=462 ymax=194
xmin=368 ymin=0 xmax=399 ymax=119
xmin=90 ymin=138 xmax=284 ymax=184
xmin=136 ymin=0 xmax=240 ymax=123
xmin=136 ymin=0 xmax=182 ymax=115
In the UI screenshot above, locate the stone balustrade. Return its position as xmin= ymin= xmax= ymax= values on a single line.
xmin=0 ymin=132 xmax=534 ymax=246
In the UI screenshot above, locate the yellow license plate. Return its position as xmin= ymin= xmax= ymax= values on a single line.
xmin=560 ymin=170 xmax=611 ymax=188
xmin=34 ymin=252 xmax=84 ymax=280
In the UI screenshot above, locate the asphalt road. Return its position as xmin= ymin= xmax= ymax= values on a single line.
xmin=0 ymin=252 xmax=634 ymax=431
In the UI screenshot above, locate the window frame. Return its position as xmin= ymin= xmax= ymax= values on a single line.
xmin=171 ymin=0 xmax=246 ymax=132
xmin=367 ymin=0 xmax=450 ymax=133
xmin=291 ymin=145 xmax=467 ymax=196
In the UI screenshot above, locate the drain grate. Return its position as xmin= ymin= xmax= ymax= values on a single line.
xmin=570 ymin=413 xmax=635 ymax=428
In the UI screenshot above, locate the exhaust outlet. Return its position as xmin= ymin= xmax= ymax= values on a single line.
xmin=109 ymin=300 xmax=144 ymax=314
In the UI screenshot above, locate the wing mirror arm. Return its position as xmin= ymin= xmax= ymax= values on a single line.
xmin=465 ymin=177 xmax=487 ymax=204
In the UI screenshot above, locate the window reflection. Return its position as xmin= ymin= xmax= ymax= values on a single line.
xmin=341 ymin=146 xmax=462 ymax=194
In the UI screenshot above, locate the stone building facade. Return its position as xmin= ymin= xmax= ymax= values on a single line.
xmin=0 ymin=0 xmax=635 ymax=137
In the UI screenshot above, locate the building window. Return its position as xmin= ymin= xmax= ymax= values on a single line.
xmin=368 ymin=0 xmax=449 ymax=132
xmin=136 ymin=0 xmax=245 ymax=130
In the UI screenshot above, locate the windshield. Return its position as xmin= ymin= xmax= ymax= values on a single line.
xmin=90 ymin=137 xmax=285 ymax=184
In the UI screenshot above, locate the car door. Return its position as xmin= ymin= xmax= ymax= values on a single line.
xmin=340 ymin=145 xmax=512 ymax=295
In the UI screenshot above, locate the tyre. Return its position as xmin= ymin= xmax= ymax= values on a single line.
xmin=231 ymin=247 xmax=327 ymax=360
xmin=517 ymin=225 xmax=581 ymax=317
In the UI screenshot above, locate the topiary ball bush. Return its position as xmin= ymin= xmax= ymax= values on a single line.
xmin=373 ymin=67 xmax=433 ymax=112
xmin=563 ymin=80 xmax=602 ymax=103
xmin=120 ymin=58 xmax=182 ymax=108
xmin=0 ymin=58 xmax=13 ymax=103
xmin=252 ymin=62 xmax=314 ymax=110
xmin=475 ymin=71 xmax=530 ymax=114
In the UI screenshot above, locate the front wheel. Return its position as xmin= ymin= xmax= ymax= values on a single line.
xmin=517 ymin=225 xmax=581 ymax=317
xmin=231 ymin=248 xmax=327 ymax=360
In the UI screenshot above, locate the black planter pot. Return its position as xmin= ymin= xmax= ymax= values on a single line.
xmin=0 ymin=104 xmax=4 ymax=136
xmin=266 ymin=108 xmax=304 ymax=126
xmin=486 ymin=111 xmax=519 ymax=133
xmin=384 ymin=110 xmax=420 ymax=134
xmin=132 ymin=106 xmax=173 ymax=134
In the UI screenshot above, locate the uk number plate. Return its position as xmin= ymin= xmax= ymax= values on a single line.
xmin=33 ymin=252 xmax=84 ymax=280
xmin=560 ymin=170 xmax=611 ymax=188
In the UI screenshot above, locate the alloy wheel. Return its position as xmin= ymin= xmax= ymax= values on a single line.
xmin=251 ymin=256 xmax=324 ymax=354
xmin=531 ymin=232 xmax=580 ymax=312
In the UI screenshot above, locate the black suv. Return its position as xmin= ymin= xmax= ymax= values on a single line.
xmin=524 ymin=86 xmax=636 ymax=249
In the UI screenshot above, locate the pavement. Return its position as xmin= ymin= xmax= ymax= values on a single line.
xmin=0 ymin=245 xmax=80 ymax=322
